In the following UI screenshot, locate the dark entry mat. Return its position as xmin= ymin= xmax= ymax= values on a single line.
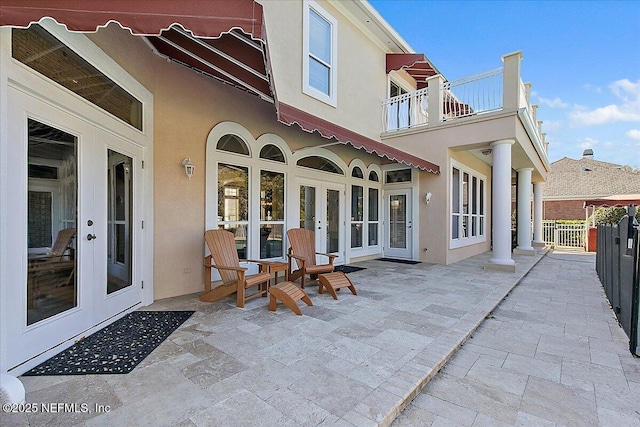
xmin=377 ymin=258 xmax=421 ymax=265
xmin=23 ymin=311 xmax=194 ymax=376
xmin=334 ymin=265 xmax=366 ymax=274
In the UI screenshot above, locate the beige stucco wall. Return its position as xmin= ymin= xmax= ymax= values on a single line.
xmin=259 ymin=0 xmax=389 ymax=142
xmin=415 ymin=148 xmax=492 ymax=265
xmin=87 ymin=24 xmax=386 ymax=300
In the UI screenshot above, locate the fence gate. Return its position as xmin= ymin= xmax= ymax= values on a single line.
xmin=542 ymin=221 xmax=586 ymax=249
xmin=596 ymin=216 xmax=640 ymax=356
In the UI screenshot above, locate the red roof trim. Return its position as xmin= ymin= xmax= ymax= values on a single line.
xmin=0 ymin=0 xmax=265 ymax=40
xmin=583 ymin=195 xmax=640 ymax=208
xmin=277 ymin=103 xmax=440 ymax=174
xmin=386 ymin=53 xmax=438 ymax=89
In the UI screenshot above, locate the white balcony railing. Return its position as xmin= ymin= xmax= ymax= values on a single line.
xmin=382 ymin=67 xmax=505 ymax=132
xmin=382 ymin=87 xmax=429 ymax=132
xmin=380 ymin=52 xmax=547 ymax=163
xmin=442 ymin=67 xmax=504 ymax=121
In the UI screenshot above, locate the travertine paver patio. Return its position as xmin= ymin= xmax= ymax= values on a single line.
xmin=393 ymin=250 xmax=640 ymax=427
xmin=4 ymin=250 xmax=548 ymax=426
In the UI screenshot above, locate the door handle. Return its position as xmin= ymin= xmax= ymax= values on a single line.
xmin=87 ymin=234 xmax=97 ymax=241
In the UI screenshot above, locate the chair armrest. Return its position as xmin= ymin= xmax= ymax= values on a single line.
xmin=211 ymin=264 xmax=247 ymax=272
xmin=287 ymin=253 xmax=308 ymax=262
xmin=316 ymin=252 xmax=338 ymax=260
xmin=242 ymin=259 xmax=272 ymax=267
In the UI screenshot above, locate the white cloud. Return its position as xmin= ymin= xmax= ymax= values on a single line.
xmin=538 ymin=96 xmax=568 ymax=109
xmin=578 ymin=137 xmax=599 ymax=149
xmin=626 ymin=129 xmax=640 ymax=140
xmin=569 ymin=79 xmax=640 ymax=126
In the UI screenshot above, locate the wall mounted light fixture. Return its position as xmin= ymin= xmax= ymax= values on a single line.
xmin=425 ymin=192 xmax=432 ymax=205
xmin=182 ymin=157 xmax=195 ymax=180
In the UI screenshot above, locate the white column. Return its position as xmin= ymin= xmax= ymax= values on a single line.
xmin=502 ymin=51 xmax=523 ymax=111
xmin=485 ymin=139 xmax=516 ymax=271
xmin=532 ymin=182 xmax=545 ymax=247
xmin=426 ymin=74 xmax=444 ymax=124
xmin=515 ymin=168 xmax=535 ymax=254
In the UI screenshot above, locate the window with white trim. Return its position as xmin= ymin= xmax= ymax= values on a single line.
xmin=303 ymin=1 xmax=337 ymax=106
xmin=451 ymin=161 xmax=486 ymax=248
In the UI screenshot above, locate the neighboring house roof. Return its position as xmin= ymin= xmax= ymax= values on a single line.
xmin=544 ymin=156 xmax=640 ymax=200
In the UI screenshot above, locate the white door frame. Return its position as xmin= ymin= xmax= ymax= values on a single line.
xmin=0 ymin=21 xmax=153 ymax=375
xmin=95 ymin=130 xmax=144 ymax=322
xmin=383 ymin=188 xmax=414 ymax=259
xmin=296 ymin=178 xmax=345 ymax=265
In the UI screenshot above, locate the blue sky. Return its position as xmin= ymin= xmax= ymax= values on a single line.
xmin=369 ymin=0 xmax=640 ymax=168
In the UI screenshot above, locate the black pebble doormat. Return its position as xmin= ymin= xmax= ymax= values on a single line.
xmin=377 ymin=258 xmax=421 ymax=265
xmin=24 ymin=311 xmax=194 ymax=376
xmin=334 ymin=265 xmax=366 ymax=274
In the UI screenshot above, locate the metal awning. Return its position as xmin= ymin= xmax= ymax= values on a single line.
xmin=584 ymin=194 xmax=640 ymax=208
xmin=386 ymin=53 xmax=439 ymax=89
xmin=0 ymin=0 xmax=272 ymax=101
xmin=277 ymin=103 xmax=440 ymax=174
xmin=1 ymin=1 xmax=440 ymax=173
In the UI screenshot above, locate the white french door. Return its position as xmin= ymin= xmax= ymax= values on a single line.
xmin=94 ymin=129 xmax=143 ymax=322
xmin=4 ymin=88 xmax=142 ymax=372
xmin=298 ymin=179 xmax=345 ymax=263
xmin=384 ymin=189 xmax=413 ymax=259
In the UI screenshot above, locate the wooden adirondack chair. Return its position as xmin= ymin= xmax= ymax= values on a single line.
xmin=201 ymin=229 xmax=271 ymax=308
xmin=286 ymin=228 xmax=336 ymax=288
xmin=28 ymin=227 xmax=77 ymax=306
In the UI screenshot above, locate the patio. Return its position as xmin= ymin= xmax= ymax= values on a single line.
xmin=7 ymin=251 xmax=545 ymax=427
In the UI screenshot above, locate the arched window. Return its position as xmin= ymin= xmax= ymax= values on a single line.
xmin=297 ymin=156 xmax=343 ymax=175
xmin=259 ymin=144 xmax=285 ymax=162
xmin=351 ymin=166 xmax=364 ymax=179
xmin=368 ymin=171 xmax=379 ymax=182
xmin=217 ymin=134 xmax=249 ymax=155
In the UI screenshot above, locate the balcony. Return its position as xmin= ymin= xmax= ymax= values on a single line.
xmin=382 ymin=52 xmax=546 ymax=158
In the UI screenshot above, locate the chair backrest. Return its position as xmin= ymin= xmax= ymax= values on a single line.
xmin=287 ymin=228 xmax=317 ymax=268
xmin=204 ymin=229 xmax=241 ymax=285
xmin=50 ymin=228 xmax=76 ymax=260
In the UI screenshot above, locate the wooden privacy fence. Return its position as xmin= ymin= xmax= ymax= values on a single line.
xmin=596 ymin=216 xmax=639 ymax=356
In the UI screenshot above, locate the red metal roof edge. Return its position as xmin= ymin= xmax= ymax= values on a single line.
xmin=583 ymin=196 xmax=640 ymax=208
xmin=277 ymin=103 xmax=440 ymax=174
xmin=0 ymin=0 xmax=265 ymax=40
xmin=386 ymin=53 xmax=436 ymax=75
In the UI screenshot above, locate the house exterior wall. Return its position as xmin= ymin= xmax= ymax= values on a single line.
xmin=87 ymin=23 xmax=390 ymax=300
xmin=259 ymin=0 xmax=389 ymax=141
xmin=544 ymin=200 xmax=585 ymax=221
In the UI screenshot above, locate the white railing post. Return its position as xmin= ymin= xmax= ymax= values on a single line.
xmin=502 ymin=51 xmax=523 ymax=111
xmin=427 ymin=74 xmax=444 ymax=124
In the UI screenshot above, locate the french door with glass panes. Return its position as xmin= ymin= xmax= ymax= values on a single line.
xmin=298 ymin=179 xmax=344 ymax=263
xmin=5 ymin=88 xmax=142 ymax=370
xmin=384 ymin=189 xmax=413 ymax=259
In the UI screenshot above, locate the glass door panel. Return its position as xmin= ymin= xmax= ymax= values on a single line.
xmin=326 ymin=188 xmax=340 ymax=253
xmin=26 ymin=119 xmax=78 ymax=325
xmin=298 ymin=181 xmax=343 ymax=260
xmin=384 ymin=189 xmax=412 ymax=259
xmin=107 ymin=149 xmax=133 ymax=294
xmin=389 ymin=194 xmax=407 ymax=249
xmin=299 ymin=185 xmax=316 ymax=230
